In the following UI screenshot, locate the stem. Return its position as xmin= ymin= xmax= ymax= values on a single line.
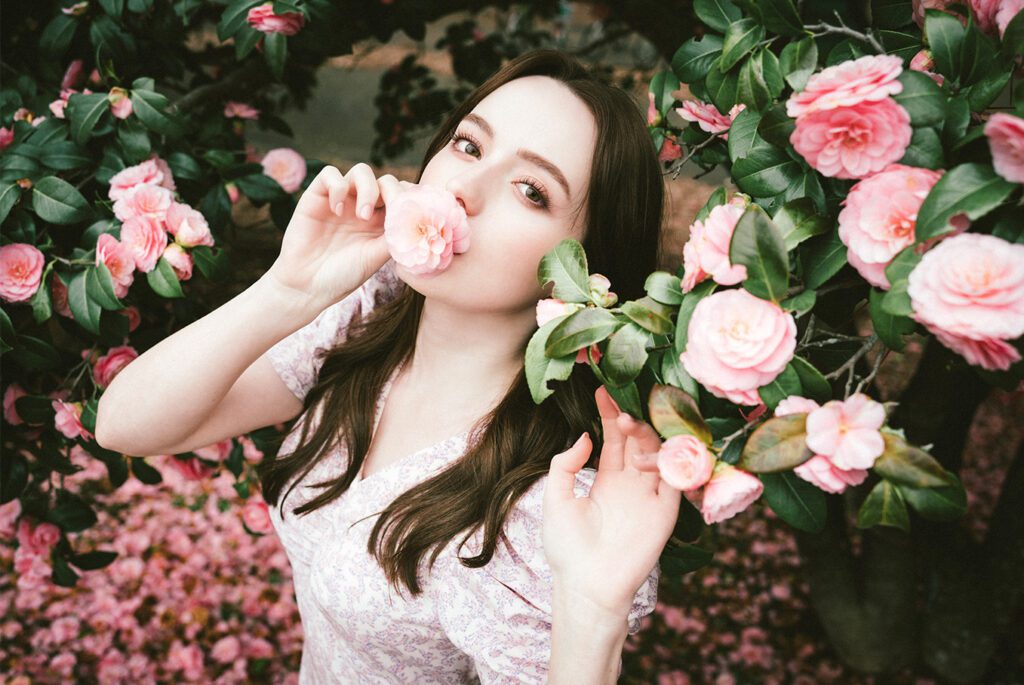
xmin=824 ymin=333 xmax=879 ymax=382
xmin=666 ymin=132 xmax=725 ymax=180
xmin=806 ymin=13 xmax=885 ymax=54
xmin=854 ymin=346 xmax=889 ymax=395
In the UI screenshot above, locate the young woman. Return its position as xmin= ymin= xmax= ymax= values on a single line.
xmin=96 ymin=48 xmax=683 ymax=684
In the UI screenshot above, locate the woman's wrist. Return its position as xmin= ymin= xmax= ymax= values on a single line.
xmin=549 ymin=577 xmax=630 ymax=685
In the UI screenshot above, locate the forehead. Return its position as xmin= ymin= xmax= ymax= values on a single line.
xmin=468 ymin=76 xmax=596 ymax=202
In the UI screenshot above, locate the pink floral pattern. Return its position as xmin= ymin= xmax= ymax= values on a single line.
xmin=264 ymin=260 xmax=659 ymax=683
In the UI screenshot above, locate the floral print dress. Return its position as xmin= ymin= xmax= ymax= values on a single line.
xmin=264 ymin=259 xmax=660 ymax=684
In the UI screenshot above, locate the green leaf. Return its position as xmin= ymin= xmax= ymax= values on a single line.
xmin=790 ymin=356 xmax=831 ymax=403
xmin=800 ymin=231 xmax=847 ymax=289
xmin=644 ymin=271 xmax=683 ymax=306
xmin=999 ymin=9 xmax=1024 ymax=62
xmin=959 ymin=18 xmax=998 ymax=85
xmin=727 ymin=108 xmax=763 ymax=162
xmin=964 ymin=70 xmax=1010 ymax=111
xmin=234 ymin=172 xmax=287 ymax=204
xmin=546 ymin=307 xmax=622 ymax=357
xmin=649 ymin=70 xmax=681 ymax=116
xmin=720 ymin=18 xmax=765 ymax=71
xmin=881 ymin=246 xmax=921 ymax=317
xmin=739 ymin=414 xmax=812 ymax=473
xmin=659 ymin=540 xmax=714 ymax=576
xmin=737 ymin=49 xmax=784 ymax=111
xmin=892 ymin=71 xmax=946 ymax=127
xmin=192 ymin=245 xmax=230 ymax=281
xmin=601 ymin=322 xmax=650 ymax=386
xmin=672 ymin=35 xmax=725 ymax=84
xmin=39 ymin=14 xmax=78 ymax=57
xmin=857 ymin=480 xmax=910 ymax=531
xmin=871 ymin=0 xmax=913 ymax=28
xmin=526 ymin=317 xmax=577 ymax=404
xmin=925 ymin=8 xmax=965 ymax=82
xmin=217 ymin=0 xmax=263 ymax=40
xmin=32 ymin=176 xmax=92 ymax=225
xmin=756 ymin=0 xmax=804 ymax=35
xmin=65 ymin=93 xmax=110 ymax=145
xmin=898 ymin=127 xmax=944 ymax=170
xmin=914 ymin=163 xmax=1016 ymax=243
xmin=0 ymin=183 xmax=21 ymax=224
xmin=760 ymin=471 xmax=827 ymax=532
xmin=873 ymin=431 xmax=952 ymax=489
xmin=779 ymin=37 xmax=818 ymax=91
xmin=705 ymin=63 xmax=740 ymax=112
xmin=620 ymin=296 xmax=675 ymax=335
xmin=7 ymin=335 xmax=62 ymax=371
xmin=264 ymin=31 xmax=287 ymax=79
xmin=695 ymin=186 xmax=728 ymax=222
xmin=130 ymin=87 xmax=184 ymax=137
xmin=694 ymin=0 xmax=741 ymax=32
xmin=780 ymin=171 xmax=826 ymax=213
xmin=538 ymin=239 xmax=591 ymax=303
xmin=40 ymin=141 xmax=91 ymax=171
xmin=781 ymin=288 xmax=816 ymax=315
xmin=87 ymin=264 xmax=125 ymax=310
xmin=731 ymin=145 xmax=801 ymax=197
xmin=757 ymin=103 xmax=795 ymax=149
xmin=869 ymin=288 xmax=915 ymax=351
xmin=729 ymin=204 xmax=789 ymax=302
xmin=68 ymin=550 xmax=118 ymax=570
xmin=146 ymin=257 xmax=185 ymax=298
xmin=67 ymin=269 xmax=102 ymax=334
xmin=131 ymin=457 xmax=163 ymax=485
xmin=757 ymin=363 xmax=802 ymax=410
xmin=674 ymin=280 xmax=716 ymax=356
xmin=898 ymin=474 xmax=967 ymax=522
xmin=47 ymin=491 xmax=97 ymax=532
xmin=649 ymin=383 xmax=712 ymax=444
xmin=773 ymin=198 xmax=830 ymax=251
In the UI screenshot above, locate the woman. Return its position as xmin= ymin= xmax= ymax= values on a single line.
xmin=96 ymin=48 xmax=682 ymax=683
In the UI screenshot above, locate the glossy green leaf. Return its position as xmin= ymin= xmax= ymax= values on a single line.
xmin=729 ymin=204 xmax=789 ymax=302
xmin=538 ymin=239 xmax=591 ymax=303
xmin=760 ymin=471 xmax=827 ymax=532
xmin=857 ymin=480 xmax=910 ymax=531
xmin=546 ymin=307 xmax=622 ymax=357
xmin=739 ymin=414 xmax=812 ymax=472
xmin=33 ymin=176 xmax=92 ymax=225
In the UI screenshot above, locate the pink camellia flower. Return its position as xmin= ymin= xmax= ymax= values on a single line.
xmin=984 ymin=112 xmax=1024 ymax=184
xmin=17 ymin=519 xmax=61 ymax=553
xmin=113 ymin=183 xmax=173 ymax=222
xmin=92 ymin=345 xmax=139 ymax=389
xmin=260 ymin=147 xmax=306 ymax=193
xmin=997 ymin=0 xmax=1024 ymax=36
xmin=805 ymin=393 xmax=887 ymax=471
xmin=677 ymin=101 xmax=745 ymax=139
xmin=165 ymin=202 xmax=214 ymax=248
xmin=193 ymin=438 xmax=233 ymax=461
xmin=95 ymin=233 xmax=136 ymax=298
xmin=224 ymin=101 xmax=260 ymax=119
xmin=383 ymin=184 xmax=471 ymax=276
xmin=0 ymin=243 xmax=45 ymax=303
xmin=535 ymin=298 xmax=585 ymax=327
xmin=51 ymin=273 xmax=73 ymax=319
xmin=108 ymin=87 xmax=132 ymax=119
xmin=681 ymin=202 xmax=748 ymax=292
xmin=225 ymin=182 xmax=240 ymax=204
xmin=61 ymin=59 xmax=84 ymax=90
xmin=123 ymin=305 xmax=141 ymax=331
xmin=238 ymin=435 xmax=264 ymax=462
xmin=646 ymin=91 xmax=661 ymax=126
xmin=62 ymin=0 xmax=88 ymax=15
xmin=3 ymin=384 xmax=28 ymax=425
xmin=211 ymin=635 xmax=242 ymax=664
xmin=658 ymin=138 xmax=682 ymax=162
xmin=241 ymin=499 xmax=273 ymax=534
xmin=108 ymin=159 xmax=166 ymax=201
xmin=687 ymin=462 xmax=764 ymax=525
xmin=837 ymin=164 xmax=943 ymax=288
xmin=48 ymin=89 xmax=75 ymax=119
xmin=656 ymin=434 xmax=715 ymax=491
xmin=150 ymin=154 xmax=176 ymax=192
xmin=790 ymin=98 xmax=912 ymax=179
xmin=0 ymin=126 xmax=13 ymax=151
xmin=162 ymin=243 xmax=194 ymax=281
xmin=246 ymin=3 xmax=306 ymax=35
xmin=787 ymin=55 xmax=904 ymax=118
xmin=0 ymin=498 xmax=21 ymax=539
xmin=907 ymin=232 xmax=1024 ymax=371
xmin=165 ymin=455 xmax=214 ymax=481
xmin=119 ymin=215 xmax=168 ymax=273
xmin=588 ymin=273 xmax=617 ymax=307
xmin=970 ymin=0 xmax=1002 ymax=33
xmin=909 ymin=49 xmax=944 ymax=86
xmin=52 ymin=400 xmax=93 ymax=441
xmin=774 ymin=395 xmax=869 ymax=494
xmin=680 ymin=289 xmax=797 ymax=406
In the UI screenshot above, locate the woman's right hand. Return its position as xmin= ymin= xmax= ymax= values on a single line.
xmin=264 ymin=162 xmax=415 ymax=307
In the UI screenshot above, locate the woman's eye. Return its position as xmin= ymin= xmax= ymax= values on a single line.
xmin=452 ymin=134 xmax=481 ymax=157
xmin=517 ymin=182 xmax=547 ymax=208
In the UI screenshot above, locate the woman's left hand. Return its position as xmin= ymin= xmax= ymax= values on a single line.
xmin=542 ymin=385 xmax=681 ymax=619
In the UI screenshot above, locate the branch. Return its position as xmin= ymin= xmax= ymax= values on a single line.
xmin=806 ymin=12 xmax=885 ymax=54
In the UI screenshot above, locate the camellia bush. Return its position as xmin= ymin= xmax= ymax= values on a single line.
xmin=527 ymin=0 xmax=1024 ymax=680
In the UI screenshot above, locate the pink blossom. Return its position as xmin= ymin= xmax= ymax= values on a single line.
xmin=984 ymin=112 xmax=1024 ymax=184
xmin=51 ymin=273 xmax=73 ymax=319
xmin=162 ymin=243 xmax=194 ymax=281
xmin=791 ymin=98 xmax=912 ymax=179
xmin=656 ymin=434 xmax=715 ymax=491
xmin=658 ymin=138 xmax=682 ymax=162
xmin=0 ymin=126 xmax=13 ymax=151
xmin=996 ymin=0 xmax=1024 ymax=35
xmin=677 ymin=101 xmax=745 ymax=139
xmin=680 ymin=289 xmax=797 ymax=406
xmin=4 ymin=383 xmax=28 ymax=425
xmin=0 ymin=243 xmax=45 ymax=303
xmin=226 ymin=182 xmax=241 ymax=204
xmin=123 ymin=305 xmax=141 ymax=331
xmin=92 ymin=345 xmax=139 ymax=389
xmin=245 ymin=637 xmax=275 ymax=659
xmin=535 ymin=298 xmax=584 ymax=327
xmin=193 ymin=438 xmax=233 ymax=461
xmin=260 ymin=147 xmax=307 ymax=193
xmin=62 ymin=0 xmax=88 ymax=15
xmin=0 ymin=498 xmax=22 ymax=539
xmin=167 ymin=640 xmax=204 ymax=680
xmin=681 ymin=202 xmax=748 ymax=292
xmin=787 ymin=55 xmax=904 ymax=118
xmin=687 ymin=462 xmax=764 ymax=524
xmin=837 ymin=164 xmax=943 ymax=288
xmin=909 ymin=49 xmax=944 ymax=86
xmin=775 ymin=396 xmax=869 ymax=494
xmin=165 ymin=456 xmax=214 ymax=481
xmin=242 ymin=499 xmax=274 ymax=534
xmin=211 ymin=635 xmax=242 ymax=663
xmin=108 ymin=159 xmax=166 ymax=201
xmin=805 ymin=393 xmax=886 ymax=470
xmin=224 ymin=101 xmax=260 ymax=119
xmin=119 ymin=215 xmax=168 ymax=273
xmin=61 ymin=59 xmax=85 ymax=90
xmin=238 ymin=435 xmax=264 ymax=462
xmin=907 ymin=232 xmax=1024 ymax=371
xmin=52 ymin=400 xmax=93 ymax=441
xmin=17 ymin=519 xmax=61 ymax=552
xmin=384 ymin=184 xmax=471 ymax=276
xmin=647 ymin=91 xmax=660 ymax=126
xmin=247 ymin=3 xmax=306 ymax=35
xmin=150 ymin=154 xmax=177 ymax=192
xmin=108 ymin=87 xmax=133 ymax=119
xmin=165 ymin=202 xmax=215 ymax=247
xmin=95 ymin=233 xmax=136 ymax=298
xmin=113 ymin=183 xmax=173 ymax=222
xmin=48 ymin=88 xmax=75 ymax=119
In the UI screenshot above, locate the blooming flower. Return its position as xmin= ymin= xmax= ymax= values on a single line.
xmin=3 ymin=384 xmax=28 ymax=426
xmin=681 ymin=202 xmax=748 ymax=292
xmin=383 ymin=184 xmax=471 ymax=276
xmin=984 ymin=112 xmax=1024 ymax=184
xmin=656 ymin=434 xmax=715 ymax=491
xmin=837 ymin=164 xmax=943 ymax=288
xmin=805 ymin=393 xmax=886 ymax=471
xmin=224 ymin=101 xmax=260 ymax=119
xmin=108 ymin=87 xmax=133 ymax=119
xmin=246 ymin=3 xmax=306 ymax=35
xmin=162 ymin=243 xmax=194 ymax=281
xmin=907 ymin=232 xmax=1024 ymax=371
xmin=775 ymin=395 xmax=868 ymax=494
xmin=95 ymin=233 xmax=136 ymax=298
xmin=687 ymin=462 xmax=764 ymax=524
xmin=786 ymin=55 xmax=904 ymax=118
xmin=260 ymin=147 xmax=307 ymax=193
xmin=119 ymin=215 xmax=168 ymax=273
xmin=680 ymin=289 xmax=797 ymax=406
xmin=676 ymin=101 xmax=745 ymax=139
xmin=996 ymin=0 xmax=1024 ymax=36
xmin=108 ymin=159 xmax=167 ymax=201
xmin=92 ymin=345 xmax=139 ymax=389
xmin=52 ymin=400 xmax=93 ymax=441
xmin=164 ymin=202 xmax=215 ymax=248
xmin=0 ymin=243 xmax=45 ymax=303
xmin=113 ymin=183 xmax=174 ymax=222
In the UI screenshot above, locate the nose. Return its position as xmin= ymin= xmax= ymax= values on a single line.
xmin=444 ymin=173 xmax=479 ymax=217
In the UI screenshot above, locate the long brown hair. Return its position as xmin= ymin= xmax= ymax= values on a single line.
xmin=257 ymin=48 xmax=665 ymax=598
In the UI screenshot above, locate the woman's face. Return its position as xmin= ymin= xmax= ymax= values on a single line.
xmin=402 ymin=75 xmax=598 ymax=313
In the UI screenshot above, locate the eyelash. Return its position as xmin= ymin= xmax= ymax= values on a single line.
xmin=449 ymin=130 xmax=551 ymax=209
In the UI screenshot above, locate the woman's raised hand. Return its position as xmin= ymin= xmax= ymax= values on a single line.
xmin=265 ymin=162 xmax=415 ymax=307
xmin=542 ymin=386 xmax=681 ymax=620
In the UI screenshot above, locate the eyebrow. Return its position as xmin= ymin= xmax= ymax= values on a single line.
xmin=462 ymin=112 xmax=572 ymax=200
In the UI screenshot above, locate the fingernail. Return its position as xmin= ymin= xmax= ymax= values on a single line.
xmin=359 ymin=204 xmax=372 ymax=220
xmin=334 ymin=201 xmax=344 ymax=216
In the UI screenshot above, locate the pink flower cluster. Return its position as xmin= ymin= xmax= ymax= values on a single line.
xmin=680 ymin=289 xmax=797 ymax=406
xmin=787 ymin=55 xmax=912 ymax=179
xmin=907 ymin=233 xmax=1024 ymax=371
xmin=676 ymin=101 xmax=745 ymax=140
xmin=913 ymin=0 xmax=1024 ymax=37
xmin=681 ymin=198 xmax=749 ymax=293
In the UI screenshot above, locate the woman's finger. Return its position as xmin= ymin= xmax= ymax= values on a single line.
xmin=319 ymin=165 xmax=348 ymax=217
xmin=345 ymin=162 xmax=380 ymax=221
xmin=595 ymin=386 xmax=626 ymax=471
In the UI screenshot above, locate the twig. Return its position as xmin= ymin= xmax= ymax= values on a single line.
xmin=666 ymin=132 xmax=725 ymax=180
xmin=824 ymin=333 xmax=879 ymax=391
xmin=806 ymin=12 xmax=885 ymax=54
xmin=854 ymin=345 xmax=890 ymax=395
xmin=799 ymin=333 xmax=864 ymax=349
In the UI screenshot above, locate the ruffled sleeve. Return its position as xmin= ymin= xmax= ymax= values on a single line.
xmin=431 ymin=467 xmax=660 ymax=684
xmin=264 ymin=259 xmax=403 ymax=402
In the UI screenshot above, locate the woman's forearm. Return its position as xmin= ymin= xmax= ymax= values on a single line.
xmin=548 ymin=579 xmax=630 ymax=684
xmin=95 ymin=272 xmax=334 ymax=455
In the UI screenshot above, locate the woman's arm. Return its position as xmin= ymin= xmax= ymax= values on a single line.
xmin=549 ymin=579 xmax=630 ymax=684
